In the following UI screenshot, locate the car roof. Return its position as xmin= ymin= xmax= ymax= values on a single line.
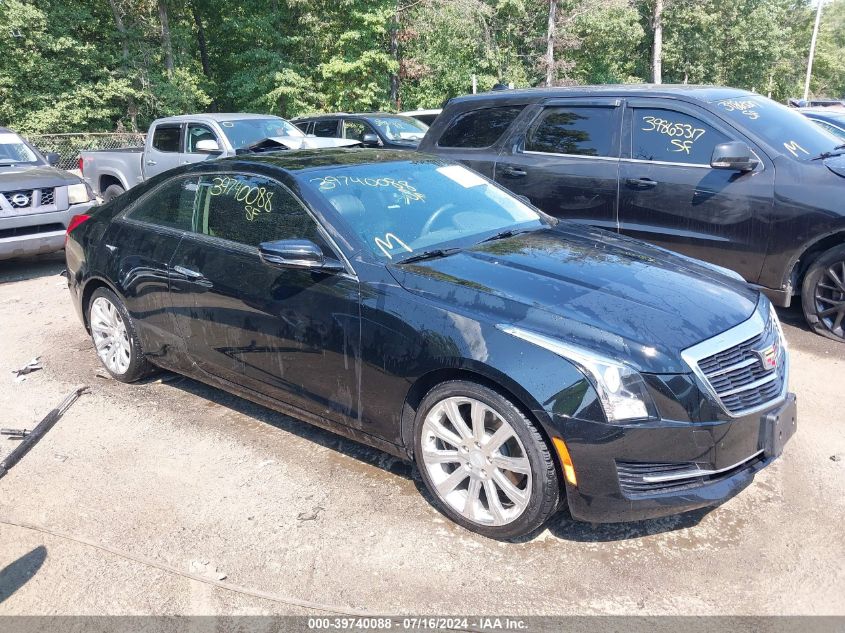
xmin=400 ymin=109 xmax=442 ymax=116
xmin=205 ymin=148 xmax=429 ymax=174
xmin=800 ymin=107 xmax=845 ymax=117
xmin=293 ymin=112 xmax=415 ymax=121
xmin=154 ymin=113 xmax=284 ymax=123
xmin=445 ymin=84 xmax=754 ymax=106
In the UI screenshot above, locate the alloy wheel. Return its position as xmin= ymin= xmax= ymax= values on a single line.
xmin=90 ymin=296 xmax=132 ymax=375
xmin=420 ymin=396 xmax=532 ymax=526
xmin=814 ymin=259 xmax=845 ymax=339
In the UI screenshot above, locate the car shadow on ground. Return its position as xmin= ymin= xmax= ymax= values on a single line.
xmin=159 ymin=372 xmax=415 ymax=481
xmin=0 ymin=546 xmax=47 ymax=604
xmin=0 ymin=252 xmax=66 ymax=285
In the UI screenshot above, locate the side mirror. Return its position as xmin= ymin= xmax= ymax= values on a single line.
xmin=45 ymin=152 xmax=60 ymax=167
xmin=258 ymin=239 xmax=344 ymax=272
xmin=195 ymin=139 xmax=222 ymax=154
xmin=711 ymin=141 xmax=757 ymax=172
xmin=361 ymin=133 xmax=381 ymax=147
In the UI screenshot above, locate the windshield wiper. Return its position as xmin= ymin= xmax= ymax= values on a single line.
xmin=396 ymin=247 xmax=462 ymax=264
xmin=477 ymin=227 xmax=534 ymax=244
xmin=811 ymin=144 xmax=845 ymax=160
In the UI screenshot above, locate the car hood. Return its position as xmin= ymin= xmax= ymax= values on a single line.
xmin=824 ymin=155 xmax=845 ymax=178
xmin=388 ymin=224 xmax=760 ymax=374
xmin=0 ymin=165 xmax=80 ymax=191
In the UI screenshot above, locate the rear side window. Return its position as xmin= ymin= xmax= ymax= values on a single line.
xmin=312 ymin=119 xmax=340 ymax=138
xmin=128 ymin=176 xmax=198 ymax=230
xmin=632 ymin=108 xmax=729 ymax=165
xmin=151 ymin=125 xmax=181 ymax=153
xmin=437 ymin=105 xmax=524 ymax=148
xmin=525 ymin=106 xmax=617 ymax=157
xmin=194 ymin=174 xmax=323 ymax=248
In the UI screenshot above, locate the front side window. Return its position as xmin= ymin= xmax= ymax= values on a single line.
xmin=525 ymin=106 xmax=616 ymax=157
xmin=0 ymin=132 xmax=40 ymax=165
xmin=298 ymin=159 xmax=546 ymax=261
xmin=367 ymin=116 xmax=427 ymax=144
xmin=128 ymin=176 xmax=198 ymax=230
xmin=194 ymin=174 xmax=322 ymax=248
xmin=151 ymin=125 xmax=181 ymax=153
xmin=437 ymin=105 xmax=525 ymax=149
xmin=313 ymin=119 xmax=340 ymax=138
xmin=186 ymin=124 xmax=219 ymax=153
xmin=343 ymin=120 xmax=372 ymax=141
xmin=632 ymin=108 xmax=729 ymax=165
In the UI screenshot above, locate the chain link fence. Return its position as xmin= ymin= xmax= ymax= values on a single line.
xmin=28 ymin=133 xmax=146 ymax=172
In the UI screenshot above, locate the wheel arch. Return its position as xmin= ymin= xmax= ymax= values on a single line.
xmin=80 ymin=276 xmax=124 ymax=333
xmin=99 ymin=173 xmax=126 ymax=195
xmin=786 ymin=229 xmax=845 ymax=294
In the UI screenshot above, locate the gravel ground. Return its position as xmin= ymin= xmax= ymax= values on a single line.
xmin=0 ymin=252 xmax=843 ymax=616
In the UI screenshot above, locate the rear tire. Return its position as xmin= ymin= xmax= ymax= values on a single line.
xmin=102 ymin=184 xmax=125 ymax=203
xmin=801 ymin=244 xmax=845 ymax=342
xmin=88 ymin=287 xmax=152 ymax=382
xmin=413 ymin=380 xmax=560 ymax=540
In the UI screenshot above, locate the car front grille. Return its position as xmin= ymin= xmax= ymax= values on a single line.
xmin=682 ymin=302 xmax=788 ymax=417
xmin=617 ymin=451 xmax=764 ymax=497
xmin=39 ymin=188 xmax=56 ymax=206
xmin=3 ymin=190 xmax=34 ymax=208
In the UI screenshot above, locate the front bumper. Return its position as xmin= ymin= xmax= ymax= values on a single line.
xmin=552 ymin=393 xmax=797 ymax=523
xmin=0 ymin=201 xmax=97 ymax=261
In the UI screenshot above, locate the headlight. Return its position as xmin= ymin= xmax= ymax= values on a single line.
xmin=67 ymin=183 xmax=90 ymax=205
xmin=497 ymin=325 xmax=658 ymax=423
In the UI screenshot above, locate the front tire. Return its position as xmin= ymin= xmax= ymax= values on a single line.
xmin=102 ymin=184 xmax=125 ymax=203
xmin=801 ymin=244 xmax=845 ymax=342
xmin=88 ymin=287 xmax=152 ymax=382
xmin=413 ymin=380 xmax=560 ymax=540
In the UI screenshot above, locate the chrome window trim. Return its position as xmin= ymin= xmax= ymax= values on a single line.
xmin=521 ymin=150 xmax=619 ymax=162
xmin=681 ymin=300 xmax=789 ymax=419
xmin=641 ymin=450 xmax=764 ymax=483
xmin=622 ymin=157 xmax=711 ymax=169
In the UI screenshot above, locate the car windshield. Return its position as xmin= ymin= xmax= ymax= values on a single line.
xmin=0 ymin=133 xmax=40 ymax=165
xmin=299 ymin=159 xmax=547 ymax=261
xmin=711 ymin=95 xmax=842 ymax=159
xmin=368 ymin=116 xmax=428 ymax=143
xmin=219 ymin=118 xmax=305 ymax=150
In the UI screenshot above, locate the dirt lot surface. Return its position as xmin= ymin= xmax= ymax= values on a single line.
xmin=0 ymin=252 xmax=843 ymax=616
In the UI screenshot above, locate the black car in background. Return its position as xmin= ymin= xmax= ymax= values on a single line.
xmin=420 ymin=85 xmax=845 ymax=342
xmin=65 ymin=149 xmax=795 ymax=539
xmin=800 ymin=108 xmax=845 ymax=141
xmin=293 ymin=113 xmax=428 ymax=149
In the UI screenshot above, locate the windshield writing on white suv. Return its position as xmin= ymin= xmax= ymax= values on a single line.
xmin=299 ymin=160 xmax=545 ymax=260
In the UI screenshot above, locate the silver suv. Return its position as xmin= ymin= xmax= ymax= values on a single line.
xmin=0 ymin=127 xmax=97 ymax=261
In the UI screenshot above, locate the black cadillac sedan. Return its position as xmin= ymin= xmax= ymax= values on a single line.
xmin=65 ymin=149 xmax=796 ymax=539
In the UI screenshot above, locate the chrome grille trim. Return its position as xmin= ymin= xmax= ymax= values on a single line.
xmin=640 ymin=450 xmax=764 ymax=483
xmin=682 ymin=300 xmax=789 ymax=418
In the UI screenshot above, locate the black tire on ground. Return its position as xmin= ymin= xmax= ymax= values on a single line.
xmin=801 ymin=244 xmax=845 ymax=342
xmin=102 ymin=184 xmax=125 ymax=203
xmin=87 ymin=287 xmax=154 ymax=383
xmin=413 ymin=380 xmax=560 ymax=540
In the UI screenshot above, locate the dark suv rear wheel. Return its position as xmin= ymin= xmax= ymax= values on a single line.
xmin=802 ymin=244 xmax=845 ymax=342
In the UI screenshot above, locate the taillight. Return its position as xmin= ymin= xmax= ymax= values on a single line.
xmin=78 ymin=156 xmax=84 ymax=174
xmin=66 ymin=214 xmax=91 ymax=243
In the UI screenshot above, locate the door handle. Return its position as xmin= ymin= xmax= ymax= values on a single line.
xmin=625 ymin=177 xmax=658 ymax=190
xmin=499 ymin=165 xmax=527 ymax=178
xmin=146 ymin=160 xmax=157 ymax=166
xmin=173 ymin=265 xmax=205 ymax=280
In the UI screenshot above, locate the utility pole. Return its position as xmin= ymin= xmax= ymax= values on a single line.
xmin=803 ymin=0 xmax=825 ymax=101
xmin=652 ymin=0 xmax=663 ymax=84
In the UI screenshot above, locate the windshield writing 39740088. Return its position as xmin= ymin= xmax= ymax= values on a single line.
xmin=641 ymin=116 xmax=706 ymax=154
xmin=311 ymin=175 xmax=425 ymax=204
xmin=210 ymin=176 xmax=274 ymax=220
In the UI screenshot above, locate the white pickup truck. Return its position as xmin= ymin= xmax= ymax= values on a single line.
xmin=80 ymin=113 xmax=358 ymax=201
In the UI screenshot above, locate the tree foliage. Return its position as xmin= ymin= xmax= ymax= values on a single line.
xmin=0 ymin=0 xmax=842 ymax=133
